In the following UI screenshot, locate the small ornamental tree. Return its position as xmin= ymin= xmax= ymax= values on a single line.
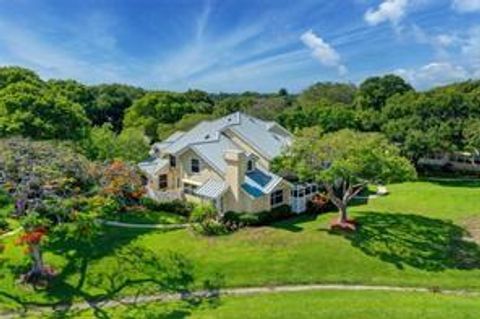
xmin=99 ymin=160 xmax=145 ymax=211
xmin=16 ymin=213 xmax=55 ymax=283
xmin=273 ymin=129 xmax=416 ymax=230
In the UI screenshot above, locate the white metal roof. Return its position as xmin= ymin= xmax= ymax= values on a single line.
xmin=194 ymin=179 xmax=229 ymax=199
xmin=138 ymin=157 xmax=169 ymax=176
xmin=160 ymin=112 xmax=291 ymax=161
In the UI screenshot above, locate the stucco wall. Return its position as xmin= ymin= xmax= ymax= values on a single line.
xmin=223 ymin=129 xmax=271 ymax=169
xmin=178 ymin=149 xmax=223 ymax=184
xmin=222 ymin=179 xmax=292 ymax=213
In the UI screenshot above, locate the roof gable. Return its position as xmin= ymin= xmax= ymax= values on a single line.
xmin=153 ymin=112 xmax=292 ymax=176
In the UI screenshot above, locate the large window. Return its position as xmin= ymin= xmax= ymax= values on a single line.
xmin=270 ymin=189 xmax=284 ymax=206
xmin=159 ymin=174 xmax=168 ymax=189
xmin=169 ymin=155 xmax=176 ymax=167
xmin=191 ymin=158 xmax=200 ymax=173
xmin=184 ymin=182 xmax=198 ymax=195
xmin=247 ymin=159 xmax=254 ymax=172
xmin=305 ymin=185 xmax=311 ymax=195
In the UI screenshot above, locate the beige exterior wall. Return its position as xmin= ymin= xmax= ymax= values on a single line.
xmin=221 ymin=179 xmax=292 ymax=213
xmin=223 ymin=129 xmax=271 ymax=169
xmin=147 ymin=140 xmax=293 ymax=214
xmin=178 ymin=149 xmax=223 ymax=184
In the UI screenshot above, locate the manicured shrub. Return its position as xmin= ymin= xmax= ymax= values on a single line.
xmin=190 ymin=203 xmax=217 ymax=223
xmin=190 ymin=203 xmax=230 ymax=236
xmin=140 ymin=198 xmax=194 ymax=217
xmin=0 ymin=189 xmax=11 ymax=208
xmin=192 ymin=219 xmax=231 ymax=236
xmin=0 ymin=218 xmax=8 ymax=231
xmin=223 ymin=204 xmax=294 ymax=227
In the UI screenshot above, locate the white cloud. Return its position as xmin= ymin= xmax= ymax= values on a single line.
xmin=395 ymin=62 xmax=471 ymax=89
xmin=365 ymin=0 xmax=409 ymax=26
xmin=300 ymin=30 xmax=347 ymax=75
xmin=452 ymin=0 xmax=480 ymax=12
xmin=397 ymin=24 xmax=480 ymax=88
xmin=460 ymin=26 xmax=480 ymax=64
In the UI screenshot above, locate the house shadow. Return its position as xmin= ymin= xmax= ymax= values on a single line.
xmin=423 ymin=178 xmax=480 ymax=188
xmin=330 ymin=212 xmax=480 ymax=271
xmin=269 ymin=213 xmax=319 ymax=232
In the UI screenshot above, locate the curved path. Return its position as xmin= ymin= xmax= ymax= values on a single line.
xmin=2 ymin=283 xmax=479 ymax=318
xmin=0 ymin=227 xmax=21 ymax=239
xmin=70 ymin=283 xmax=480 ymax=311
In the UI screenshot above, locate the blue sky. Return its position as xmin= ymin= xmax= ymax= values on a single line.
xmin=0 ymin=0 xmax=479 ymax=92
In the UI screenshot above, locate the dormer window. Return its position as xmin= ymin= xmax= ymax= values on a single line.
xmin=247 ymin=159 xmax=254 ymax=172
xmin=191 ymin=158 xmax=200 ymax=173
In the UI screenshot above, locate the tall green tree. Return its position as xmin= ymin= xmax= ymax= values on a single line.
xmin=184 ymin=89 xmax=214 ymax=114
xmin=0 ymin=82 xmax=90 ymax=140
xmin=0 ymin=66 xmax=42 ymax=89
xmin=356 ymin=75 xmax=413 ymax=131
xmin=464 ymin=119 xmax=480 ymax=155
xmin=356 ymin=74 xmax=413 ymax=111
xmin=273 ymin=129 xmax=416 ymax=226
xmin=116 ymin=127 xmax=151 ymax=162
xmin=83 ymin=124 xmax=150 ymax=162
xmin=123 ymin=92 xmax=195 ymax=140
xmin=382 ymin=89 xmax=479 ymax=163
xmin=299 ymin=82 xmax=356 ymax=107
xmin=89 ymin=84 xmax=145 ymax=132
xmin=279 ymin=101 xmax=357 ymax=132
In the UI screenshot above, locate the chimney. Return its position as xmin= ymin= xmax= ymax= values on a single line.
xmin=224 ymin=149 xmax=247 ymax=200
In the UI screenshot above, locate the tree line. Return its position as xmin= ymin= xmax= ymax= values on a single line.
xmin=0 ymin=66 xmax=479 ymax=164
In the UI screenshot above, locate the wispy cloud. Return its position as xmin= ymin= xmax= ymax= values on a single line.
xmin=396 ymin=25 xmax=480 ymax=89
xmin=0 ymin=18 xmax=126 ymax=84
xmin=0 ymin=0 xmax=477 ymax=92
xmin=395 ymin=62 xmax=470 ymax=88
xmin=300 ymin=30 xmax=347 ymax=75
xmin=195 ymin=0 xmax=212 ymax=41
xmin=188 ymin=49 xmax=312 ymax=92
xmin=452 ymin=0 xmax=480 ymax=12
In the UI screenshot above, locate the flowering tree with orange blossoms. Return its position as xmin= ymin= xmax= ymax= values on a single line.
xmin=99 ymin=160 xmax=145 ymax=211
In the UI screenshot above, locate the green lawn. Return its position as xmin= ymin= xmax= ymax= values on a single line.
xmin=0 ymin=180 xmax=479 ymax=315
xmin=107 ymin=209 xmax=187 ymax=224
xmin=74 ymin=290 xmax=480 ymax=319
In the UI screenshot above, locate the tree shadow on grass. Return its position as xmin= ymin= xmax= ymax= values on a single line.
xmin=330 ymin=212 xmax=480 ymax=271
xmin=0 ymin=226 xmax=223 ymax=318
xmin=269 ymin=213 xmax=319 ymax=232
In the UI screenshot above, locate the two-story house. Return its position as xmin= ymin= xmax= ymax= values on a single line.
xmin=139 ymin=112 xmax=317 ymax=214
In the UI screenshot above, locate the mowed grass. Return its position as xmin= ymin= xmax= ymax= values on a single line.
xmin=108 ymin=209 xmax=187 ymax=224
xmin=0 ymin=180 xmax=479 ymax=312
xmin=75 ymin=290 xmax=480 ymax=319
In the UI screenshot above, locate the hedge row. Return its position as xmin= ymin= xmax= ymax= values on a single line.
xmin=223 ymin=204 xmax=294 ymax=226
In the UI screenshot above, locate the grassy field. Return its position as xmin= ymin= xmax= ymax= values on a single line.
xmin=0 ymin=180 xmax=479 ymax=315
xmin=70 ymin=290 xmax=480 ymax=319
